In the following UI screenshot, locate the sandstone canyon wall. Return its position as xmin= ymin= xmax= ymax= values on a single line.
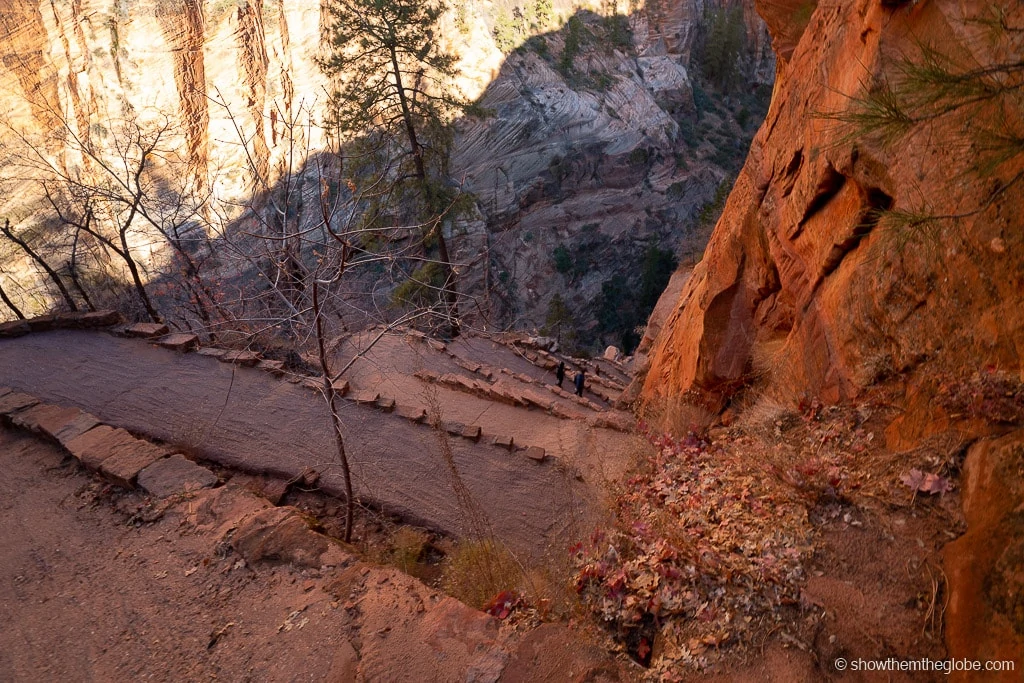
xmin=640 ymin=0 xmax=1023 ymax=419
xmin=0 ymin=0 xmax=773 ymax=341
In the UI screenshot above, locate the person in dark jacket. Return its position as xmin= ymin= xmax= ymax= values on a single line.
xmin=555 ymin=361 xmax=566 ymax=388
xmin=573 ymin=369 xmax=585 ymax=397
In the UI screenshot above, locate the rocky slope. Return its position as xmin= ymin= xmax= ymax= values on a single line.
xmin=0 ymin=0 xmax=771 ymax=347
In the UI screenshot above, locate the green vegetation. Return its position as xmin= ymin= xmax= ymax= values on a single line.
xmin=542 ymin=293 xmax=579 ymax=350
xmin=321 ymin=0 xmax=468 ymax=335
xmin=551 ymin=227 xmax=606 ymax=283
xmin=493 ymin=0 xmax=556 ymax=55
xmin=700 ymin=3 xmax=747 ymax=92
xmin=553 ymin=244 xmax=573 ymax=274
xmin=390 ymin=262 xmax=447 ymax=309
xmin=697 ymin=176 xmax=734 ymax=227
xmin=595 ymin=244 xmax=677 ymax=353
xmin=628 ymin=147 xmax=650 ymax=166
xmin=559 ymin=15 xmax=585 ymax=75
xmin=493 ymin=9 xmax=520 ymax=54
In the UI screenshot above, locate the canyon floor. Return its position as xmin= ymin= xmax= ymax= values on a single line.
xmin=0 ymin=321 xmax=970 ymax=681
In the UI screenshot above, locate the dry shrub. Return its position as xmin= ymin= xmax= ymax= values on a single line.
xmin=734 ymin=391 xmax=799 ymax=438
xmin=389 ymin=526 xmax=431 ymax=573
xmin=749 ymin=335 xmax=786 ymax=381
xmin=442 ymin=538 xmax=522 ymax=610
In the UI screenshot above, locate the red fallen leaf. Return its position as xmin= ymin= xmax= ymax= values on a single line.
xmin=483 ymin=590 xmax=520 ymax=619
xmin=919 ymin=472 xmax=950 ymax=495
xmin=901 ymin=469 xmax=950 ymax=495
xmin=636 ymin=637 xmax=651 ymax=660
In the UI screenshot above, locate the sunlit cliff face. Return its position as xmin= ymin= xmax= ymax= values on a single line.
xmin=0 ymin=0 xmax=770 ymax=207
xmin=639 ymin=0 xmax=1024 ymax=422
xmin=0 ymin=0 xmax=772 ymax=323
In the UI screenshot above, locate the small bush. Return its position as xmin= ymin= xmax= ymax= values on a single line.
xmin=443 ymin=539 xmax=521 ymax=609
xmin=628 ymin=147 xmax=650 ymax=166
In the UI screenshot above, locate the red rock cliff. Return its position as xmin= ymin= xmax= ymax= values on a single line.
xmin=641 ymin=0 xmax=1023 ymax=417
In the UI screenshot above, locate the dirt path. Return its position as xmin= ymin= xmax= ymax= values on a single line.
xmin=0 ymin=330 xmax=594 ymax=559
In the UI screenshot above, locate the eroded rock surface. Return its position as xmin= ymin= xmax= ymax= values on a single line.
xmin=640 ymin=0 xmax=1024 ymax=413
xmin=943 ymin=430 xmax=1024 ymax=681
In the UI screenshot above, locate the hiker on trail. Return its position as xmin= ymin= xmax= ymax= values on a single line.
xmin=555 ymin=361 xmax=566 ymax=388
xmin=574 ymin=369 xmax=585 ymax=397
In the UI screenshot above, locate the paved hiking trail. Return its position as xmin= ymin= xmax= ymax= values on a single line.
xmin=0 ymin=330 xmax=598 ymax=558
xmin=335 ymin=331 xmax=637 ymax=481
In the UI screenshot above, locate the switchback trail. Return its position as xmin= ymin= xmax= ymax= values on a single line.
xmin=0 ymin=330 xmax=596 ymax=559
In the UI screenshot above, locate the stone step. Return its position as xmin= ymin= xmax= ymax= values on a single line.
xmin=155 ymin=333 xmax=199 ymax=352
xmin=137 ymin=454 xmax=218 ymax=498
xmin=124 ymin=322 xmax=170 ymax=338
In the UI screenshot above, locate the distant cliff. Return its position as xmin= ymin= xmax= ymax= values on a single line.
xmin=0 ymin=0 xmax=772 ymax=343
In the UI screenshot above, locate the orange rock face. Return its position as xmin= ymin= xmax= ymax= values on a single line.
xmin=641 ymin=0 xmax=1024 ymax=414
xmin=943 ymin=430 xmax=1024 ymax=681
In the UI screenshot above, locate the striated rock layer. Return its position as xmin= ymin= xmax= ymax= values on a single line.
xmin=0 ymin=0 xmax=772 ymax=331
xmin=640 ymin=0 xmax=1024 ymax=414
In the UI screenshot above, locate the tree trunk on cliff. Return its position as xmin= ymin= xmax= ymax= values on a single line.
xmin=0 ymin=275 xmax=24 ymax=320
xmin=1 ymin=219 xmax=79 ymax=313
xmin=321 ymin=0 xmax=466 ymax=337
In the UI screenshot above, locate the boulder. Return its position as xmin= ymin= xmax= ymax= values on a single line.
xmin=524 ymin=446 xmax=546 ymax=462
xmin=220 ymin=350 xmax=260 ymax=366
xmin=10 ymin=403 xmax=86 ymax=439
xmin=98 ymin=439 xmax=169 ymax=489
xmin=75 ymin=310 xmax=123 ymax=327
xmin=396 ymin=404 xmax=427 ymax=423
xmin=0 ymin=320 xmax=30 ymax=337
xmin=52 ymin=412 xmax=102 ymax=445
xmin=0 ymin=391 xmax=39 ymax=416
xmin=64 ymin=425 xmax=145 ymax=470
xmin=257 ymin=359 xmax=286 ymax=377
xmin=55 ymin=310 xmax=123 ymax=328
xmin=26 ymin=314 xmax=58 ymax=332
xmin=351 ymin=390 xmax=380 ymax=405
xmin=230 ymin=506 xmax=330 ymax=568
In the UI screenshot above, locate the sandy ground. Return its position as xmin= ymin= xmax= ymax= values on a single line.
xmin=0 ymin=427 xmax=357 ymax=681
xmin=0 ymin=426 xmax=632 ymax=682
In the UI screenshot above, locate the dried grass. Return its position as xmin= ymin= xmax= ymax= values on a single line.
xmin=442 ymin=538 xmax=521 ymax=610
